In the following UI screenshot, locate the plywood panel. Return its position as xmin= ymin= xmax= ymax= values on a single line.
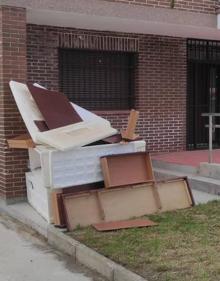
xmin=99 ymin=184 xmax=157 ymax=222
xmin=63 ymin=192 xmax=102 ymax=230
xmin=34 ymin=120 xmax=49 ymax=132
xmin=51 ymin=191 xmax=66 ymax=227
xmin=100 ymin=152 xmax=154 ymax=188
xmin=158 ymin=178 xmax=194 ymax=211
xmin=7 ymin=134 xmax=35 ymax=149
xmin=63 ymin=178 xmax=194 ymax=230
xmin=93 ymin=219 xmax=157 ymax=231
xmin=28 ymin=84 xmax=82 ymax=129
xmin=121 ymin=110 xmax=139 ymax=140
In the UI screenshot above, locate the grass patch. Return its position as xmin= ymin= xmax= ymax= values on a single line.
xmin=68 ymin=200 xmax=220 ymax=281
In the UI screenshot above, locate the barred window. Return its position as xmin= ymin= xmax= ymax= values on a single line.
xmin=59 ymin=49 xmax=136 ymax=110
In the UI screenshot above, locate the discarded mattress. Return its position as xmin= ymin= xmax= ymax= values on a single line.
xmin=35 ymin=121 xmax=118 ymax=151
xmin=29 ymin=140 xmax=146 ymax=188
xmin=9 ymin=81 xmax=110 ymax=143
xmin=26 ymin=169 xmax=52 ymax=223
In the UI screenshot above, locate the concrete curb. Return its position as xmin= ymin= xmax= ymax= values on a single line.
xmin=0 ymin=200 xmax=147 ymax=281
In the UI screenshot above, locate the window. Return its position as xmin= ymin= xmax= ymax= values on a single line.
xmin=59 ymin=49 xmax=135 ymax=110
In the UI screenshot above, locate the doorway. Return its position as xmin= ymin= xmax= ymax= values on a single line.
xmin=187 ymin=39 xmax=220 ymax=150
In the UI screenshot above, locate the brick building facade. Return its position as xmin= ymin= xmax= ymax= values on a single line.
xmin=0 ymin=0 xmax=220 ymax=201
xmin=104 ymin=0 xmax=219 ymax=14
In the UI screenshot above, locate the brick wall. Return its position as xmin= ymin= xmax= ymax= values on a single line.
xmin=0 ymin=6 xmax=28 ymax=202
xmin=103 ymin=0 xmax=219 ymax=14
xmin=27 ymin=25 xmax=187 ymax=153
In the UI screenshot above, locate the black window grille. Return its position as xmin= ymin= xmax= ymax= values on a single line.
xmin=59 ymin=49 xmax=136 ymax=110
xmin=187 ymin=39 xmax=220 ymax=150
xmin=188 ymin=39 xmax=220 ymax=62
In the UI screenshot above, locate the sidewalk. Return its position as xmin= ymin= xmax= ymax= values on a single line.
xmin=0 ymin=188 xmax=219 ymax=281
xmin=0 ymin=213 xmax=104 ymax=281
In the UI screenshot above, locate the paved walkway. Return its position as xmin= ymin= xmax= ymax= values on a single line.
xmin=0 ymin=214 xmax=105 ymax=281
xmin=152 ymin=149 xmax=220 ymax=167
xmin=192 ymin=189 xmax=220 ymax=204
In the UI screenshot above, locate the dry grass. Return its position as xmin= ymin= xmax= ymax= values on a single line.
xmin=68 ymin=200 xmax=220 ymax=281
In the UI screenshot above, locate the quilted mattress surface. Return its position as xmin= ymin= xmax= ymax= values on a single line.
xmin=37 ymin=140 xmax=146 ymax=188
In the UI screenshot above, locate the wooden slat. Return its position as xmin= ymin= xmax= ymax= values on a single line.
xmin=92 ymin=219 xmax=158 ymax=232
xmin=121 ymin=110 xmax=139 ymax=141
xmin=51 ymin=190 xmax=66 ymax=227
xmin=7 ymin=134 xmax=35 ymax=149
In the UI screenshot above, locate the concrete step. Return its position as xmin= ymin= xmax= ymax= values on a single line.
xmin=154 ymin=167 xmax=220 ymax=196
xmin=198 ymin=162 xmax=220 ymax=180
xmin=152 ymin=159 xmax=198 ymax=174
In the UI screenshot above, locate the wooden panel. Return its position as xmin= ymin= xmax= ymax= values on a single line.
xmin=34 ymin=120 xmax=49 ymax=132
xmin=121 ymin=110 xmax=139 ymax=140
xmin=99 ymin=184 xmax=157 ymax=222
xmin=102 ymin=134 xmax=122 ymax=144
xmin=28 ymin=84 xmax=82 ymax=130
xmin=63 ymin=178 xmax=194 ymax=231
xmin=63 ymin=183 xmax=157 ymax=230
xmin=63 ymin=192 xmax=102 ymax=230
xmin=7 ymin=134 xmax=35 ymax=149
xmin=93 ymin=219 xmax=157 ymax=231
xmin=62 ymin=182 xmax=104 ymax=194
xmin=158 ymin=178 xmax=194 ymax=211
xmin=51 ymin=190 xmax=66 ymax=227
xmin=100 ymin=152 xmax=154 ymax=188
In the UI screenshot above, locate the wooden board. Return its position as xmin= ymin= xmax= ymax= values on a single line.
xmin=51 ymin=190 xmax=66 ymax=227
xmin=63 ymin=178 xmax=194 ymax=231
xmin=99 ymin=184 xmax=157 ymax=222
xmin=121 ymin=109 xmax=139 ymax=140
xmin=158 ymin=178 xmax=195 ymax=211
xmin=63 ymin=192 xmax=102 ymax=230
xmin=34 ymin=120 xmax=49 ymax=132
xmin=100 ymin=152 xmax=154 ymax=188
xmin=92 ymin=219 xmax=158 ymax=231
xmin=28 ymin=84 xmax=82 ymax=130
xmin=51 ymin=182 xmax=104 ymax=227
xmin=7 ymin=134 xmax=35 ymax=149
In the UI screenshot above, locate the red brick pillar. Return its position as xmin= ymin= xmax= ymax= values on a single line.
xmin=0 ymin=6 xmax=28 ymax=203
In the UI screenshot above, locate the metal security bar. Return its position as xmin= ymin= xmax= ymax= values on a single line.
xmin=59 ymin=49 xmax=136 ymax=110
xmin=188 ymin=39 xmax=220 ymax=62
xmin=202 ymin=113 xmax=220 ymax=163
xmin=187 ymin=39 xmax=220 ymax=150
xmin=59 ymin=33 xmax=139 ymax=53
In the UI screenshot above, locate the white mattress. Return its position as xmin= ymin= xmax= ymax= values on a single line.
xmin=26 ymin=169 xmax=52 ymax=223
xmin=9 ymin=81 xmax=110 ymax=143
xmin=35 ymin=121 xmax=117 ymax=151
xmin=9 ymin=81 xmax=44 ymax=142
xmin=34 ymin=140 xmax=146 ymax=189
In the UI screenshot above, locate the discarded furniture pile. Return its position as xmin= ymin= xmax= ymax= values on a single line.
xmin=8 ymin=81 xmax=195 ymax=231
